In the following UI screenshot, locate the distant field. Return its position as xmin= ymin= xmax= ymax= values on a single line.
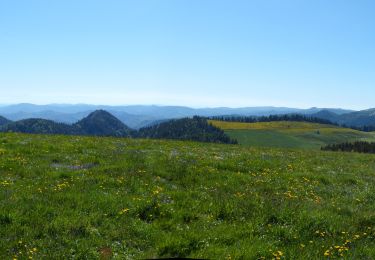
xmin=1 ymin=133 xmax=375 ymax=258
xmin=210 ymin=120 xmax=375 ymax=149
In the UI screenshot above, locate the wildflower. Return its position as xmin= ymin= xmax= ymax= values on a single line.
xmin=324 ymin=250 xmax=330 ymax=256
xmin=119 ymin=208 xmax=129 ymax=215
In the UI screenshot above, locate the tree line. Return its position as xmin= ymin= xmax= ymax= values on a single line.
xmin=210 ymin=114 xmax=336 ymax=125
xmin=321 ymin=141 xmax=375 ymax=154
xmin=343 ymin=125 xmax=375 ymax=132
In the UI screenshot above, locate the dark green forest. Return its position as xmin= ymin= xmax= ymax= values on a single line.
xmin=138 ymin=116 xmax=237 ymax=144
xmin=210 ymin=114 xmax=336 ymax=125
xmin=322 ymin=141 xmax=375 ymax=154
xmin=0 ymin=111 xmax=236 ymax=144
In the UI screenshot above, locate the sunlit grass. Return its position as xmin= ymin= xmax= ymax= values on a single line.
xmin=210 ymin=120 xmax=375 ymax=149
xmin=1 ymin=133 xmax=375 ymax=259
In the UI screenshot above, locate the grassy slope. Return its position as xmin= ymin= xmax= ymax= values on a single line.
xmin=1 ymin=133 xmax=375 ymax=259
xmin=210 ymin=120 xmax=375 ymax=149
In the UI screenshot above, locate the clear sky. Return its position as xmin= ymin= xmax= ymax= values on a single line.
xmin=0 ymin=0 xmax=374 ymax=109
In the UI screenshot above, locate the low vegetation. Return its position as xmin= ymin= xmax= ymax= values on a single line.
xmin=210 ymin=120 xmax=375 ymax=149
xmin=1 ymin=133 xmax=375 ymax=259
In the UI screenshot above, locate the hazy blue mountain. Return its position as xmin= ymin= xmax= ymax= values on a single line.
xmin=310 ymin=110 xmax=341 ymax=122
xmin=1 ymin=110 xmax=92 ymax=124
xmin=303 ymin=107 xmax=353 ymax=115
xmin=338 ymin=109 xmax=375 ymax=127
xmin=311 ymin=109 xmax=375 ymax=127
xmin=2 ymin=104 xmax=371 ymax=129
xmin=106 ymin=111 xmax=158 ymax=129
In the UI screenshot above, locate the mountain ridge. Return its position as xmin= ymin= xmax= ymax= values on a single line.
xmin=0 ymin=115 xmax=12 ymax=126
xmin=0 ymin=104 xmax=357 ymax=129
xmin=311 ymin=109 xmax=375 ymax=127
xmin=0 ymin=110 xmax=236 ymax=144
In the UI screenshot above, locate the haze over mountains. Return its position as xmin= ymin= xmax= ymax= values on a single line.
xmin=1 ymin=103 xmax=372 ymax=129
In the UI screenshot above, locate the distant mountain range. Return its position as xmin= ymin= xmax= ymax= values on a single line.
xmin=0 ymin=110 xmax=236 ymax=144
xmin=0 ymin=103 xmax=363 ymax=129
xmin=0 ymin=110 xmax=133 ymax=137
xmin=310 ymin=108 xmax=375 ymax=127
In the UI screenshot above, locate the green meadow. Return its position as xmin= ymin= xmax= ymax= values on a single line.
xmin=210 ymin=120 xmax=375 ymax=149
xmin=1 ymin=133 xmax=375 ymax=259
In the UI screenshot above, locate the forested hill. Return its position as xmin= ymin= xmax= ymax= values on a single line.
xmin=0 ymin=110 xmax=132 ymax=137
xmin=311 ymin=109 xmax=375 ymax=130
xmin=0 ymin=116 xmax=11 ymax=126
xmin=137 ymin=116 xmax=238 ymax=144
xmin=73 ymin=110 xmax=133 ymax=137
xmin=0 ymin=118 xmax=76 ymax=135
xmin=0 ymin=112 xmax=236 ymax=144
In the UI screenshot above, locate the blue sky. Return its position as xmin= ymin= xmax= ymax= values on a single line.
xmin=0 ymin=0 xmax=374 ymax=109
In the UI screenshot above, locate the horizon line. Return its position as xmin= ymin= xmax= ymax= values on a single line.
xmin=0 ymin=103 xmax=362 ymax=111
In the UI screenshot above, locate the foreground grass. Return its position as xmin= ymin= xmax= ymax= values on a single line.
xmin=209 ymin=120 xmax=375 ymax=149
xmin=1 ymin=133 xmax=375 ymax=259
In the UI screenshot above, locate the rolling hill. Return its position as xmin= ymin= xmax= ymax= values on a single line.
xmin=210 ymin=120 xmax=375 ymax=149
xmin=0 ymin=116 xmax=11 ymax=126
xmin=312 ymin=109 xmax=375 ymax=127
xmin=73 ymin=110 xmax=133 ymax=137
xmin=0 ymin=111 xmax=234 ymax=144
xmin=138 ymin=116 xmax=237 ymax=144
xmin=0 ymin=110 xmax=134 ymax=137
xmin=0 ymin=118 xmax=76 ymax=135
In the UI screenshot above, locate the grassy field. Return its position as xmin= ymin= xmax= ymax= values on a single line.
xmin=1 ymin=133 xmax=375 ymax=259
xmin=209 ymin=120 xmax=375 ymax=149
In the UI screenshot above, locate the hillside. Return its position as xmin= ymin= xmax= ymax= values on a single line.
xmin=312 ymin=109 xmax=375 ymax=127
xmin=138 ymin=116 xmax=237 ymax=144
xmin=0 ymin=116 xmax=11 ymax=126
xmin=1 ymin=133 xmax=375 ymax=258
xmin=0 ymin=118 xmax=76 ymax=135
xmin=0 ymin=110 xmax=134 ymax=137
xmin=73 ymin=110 xmax=133 ymax=137
xmin=0 ymin=112 xmax=234 ymax=144
xmin=210 ymin=120 xmax=375 ymax=149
